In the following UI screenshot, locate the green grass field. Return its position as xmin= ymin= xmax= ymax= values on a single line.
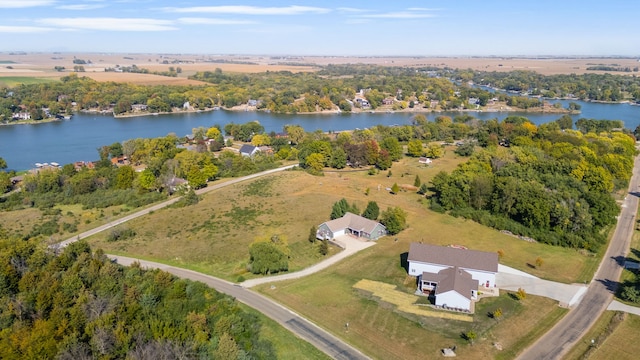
xmin=0 ymin=76 xmax=56 ymax=87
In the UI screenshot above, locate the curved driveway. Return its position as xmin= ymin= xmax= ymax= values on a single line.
xmin=110 ymin=255 xmax=370 ymax=360
xmin=517 ymin=153 xmax=640 ymax=360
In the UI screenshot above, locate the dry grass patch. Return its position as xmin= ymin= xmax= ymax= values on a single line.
xmin=575 ymin=312 xmax=640 ymax=360
xmin=353 ymin=279 xmax=473 ymax=322
xmin=89 ymin=150 xmax=597 ymax=284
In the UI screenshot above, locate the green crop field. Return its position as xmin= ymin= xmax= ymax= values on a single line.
xmin=0 ymin=76 xmax=56 ymax=87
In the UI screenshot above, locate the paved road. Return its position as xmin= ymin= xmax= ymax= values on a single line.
xmin=110 ymin=255 xmax=371 ymax=360
xmin=56 ymin=164 xmax=296 ymax=248
xmin=517 ymin=153 xmax=640 ymax=360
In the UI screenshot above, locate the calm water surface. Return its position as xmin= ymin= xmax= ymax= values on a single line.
xmin=1 ymin=100 xmax=639 ymax=171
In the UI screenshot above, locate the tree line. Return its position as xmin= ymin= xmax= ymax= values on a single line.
xmin=429 ymin=117 xmax=635 ymax=251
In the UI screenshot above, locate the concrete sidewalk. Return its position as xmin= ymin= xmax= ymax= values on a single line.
xmin=608 ymin=300 xmax=640 ymax=316
xmin=241 ymin=235 xmax=375 ymax=288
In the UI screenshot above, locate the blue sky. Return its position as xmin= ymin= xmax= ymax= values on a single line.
xmin=0 ymin=0 xmax=638 ymax=56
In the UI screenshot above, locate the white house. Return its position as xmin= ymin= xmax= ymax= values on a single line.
xmin=407 ymin=243 xmax=499 ymax=311
xmin=239 ymin=144 xmax=260 ymax=157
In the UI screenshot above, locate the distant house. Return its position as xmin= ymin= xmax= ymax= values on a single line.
xmin=131 ymin=104 xmax=148 ymax=111
xmin=166 ymin=176 xmax=189 ymax=194
xmin=257 ymin=146 xmax=274 ymax=155
xmin=355 ymin=98 xmax=370 ymax=108
xmin=382 ymin=98 xmax=394 ymax=105
xmin=418 ymin=157 xmax=432 ymax=164
xmin=110 ymin=156 xmax=129 ymax=166
xmin=316 ymin=212 xmax=387 ymax=241
xmin=247 ymin=99 xmax=260 ymax=107
xmin=12 ymin=112 xmax=31 ymax=120
xmin=239 ymin=144 xmax=260 ymax=157
xmin=407 ymin=243 xmax=499 ymax=311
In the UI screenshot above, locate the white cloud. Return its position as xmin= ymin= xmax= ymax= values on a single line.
xmin=345 ymin=19 xmax=371 ymax=24
xmin=57 ymin=4 xmax=106 ymax=10
xmin=164 ymin=5 xmax=330 ymax=15
xmin=0 ymin=25 xmax=53 ymax=33
xmin=337 ymin=7 xmax=369 ymax=13
xmin=358 ymin=11 xmax=436 ymax=19
xmin=0 ymin=0 xmax=55 ymax=8
xmin=37 ymin=17 xmax=177 ymax=31
xmin=177 ymin=17 xmax=255 ymax=25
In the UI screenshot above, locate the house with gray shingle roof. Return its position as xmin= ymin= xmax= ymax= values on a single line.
xmin=316 ymin=212 xmax=386 ymax=241
xmin=408 ymin=243 xmax=498 ymax=311
xmin=239 ymin=144 xmax=260 ymax=157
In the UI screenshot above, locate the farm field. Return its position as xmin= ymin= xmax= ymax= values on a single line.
xmin=2 ymin=53 xmax=639 ymax=87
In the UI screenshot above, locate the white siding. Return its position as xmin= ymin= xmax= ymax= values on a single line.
xmin=409 ymin=260 xmax=496 ymax=288
xmin=408 ymin=261 xmax=449 ymax=277
xmin=463 ymin=269 xmax=496 ymax=288
xmin=333 ymin=229 xmax=345 ymax=238
xmin=435 ymin=290 xmax=471 ymax=310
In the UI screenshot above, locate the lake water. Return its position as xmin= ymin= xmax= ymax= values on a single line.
xmin=1 ymin=100 xmax=640 ymax=171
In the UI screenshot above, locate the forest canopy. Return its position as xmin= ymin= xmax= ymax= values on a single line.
xmin=0 ymin=239 xmax=275 ymax=359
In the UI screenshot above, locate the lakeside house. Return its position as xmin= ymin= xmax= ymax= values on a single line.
xmin=239 ymin=144 xmax=260 ymax=157
xmin=407 ymin=243 xmax=499 ymax=311
xmin=316 ymin=212 xmax=387 ymax=241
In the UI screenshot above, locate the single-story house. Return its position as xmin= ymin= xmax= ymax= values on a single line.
xmin=316 ymin=212 xmax=386 ymax=241
xmin=407 ymin=243 xmax=499 ymax=311
xmin=239 ymin=144 xmax=260 ymax=157
xmin=418 ymin=157 xmax=432 ymax=164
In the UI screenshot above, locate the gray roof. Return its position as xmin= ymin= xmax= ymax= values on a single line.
xmin=408 ymin=243 xmax=498 ymax=273
xmin=430 ymin=267 xmax=479 ymax=300
xmin=239 ymin=144 xmax=258 ymax=155
xmin=322 ymin=212 xmax=384 ymax=234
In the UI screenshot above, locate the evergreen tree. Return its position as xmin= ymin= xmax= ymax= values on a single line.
xmin=308 ymin=225 xmax=317 ymax=243
xmin=362 ymin=201 xmax=380 ymax=220
xmin=330 ymin=198 xmax=349 ymax=219
xmin=414 ymin=175 xmax=421 ymax=187
xmin=319 ymin=239 xmax=329 ymax=255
